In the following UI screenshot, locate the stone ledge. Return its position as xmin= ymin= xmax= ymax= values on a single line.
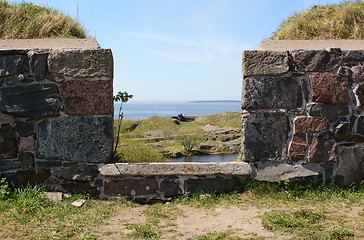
xmin=0 ymin=38 xmax=100 ymax=50
xmin=99 ymin=162 xmax=253 ymax=177
xmin=257 ymin=40 xmax=364 ymax=51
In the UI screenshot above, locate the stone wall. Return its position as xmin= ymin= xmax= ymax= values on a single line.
xmin=242 ymin=43 xmax=364 ymax=185
xmin=0 ymin=39 xmax=114 ymax=195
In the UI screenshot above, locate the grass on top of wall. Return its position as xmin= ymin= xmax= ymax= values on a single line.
xmin=0 ymin=0 xmax=86 ymax=39
xmin=271 ymin=1 xmax=364 ymax=40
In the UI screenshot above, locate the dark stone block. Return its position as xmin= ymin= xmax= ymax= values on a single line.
xmin=242 ymin=51 xmax=289 ymax=76
xmin=35 ymin=160 xmax=62 ymax=168
xmin=184 ymin=176 xmax=243 ymax=193
xmin=308 ymin=103 xmax=349 ymax=117
xmin=354 ymin=83 xmax=364 ymax=111
xmin=5 ymin=74 xmax=25 ymax=86
xmin=0 ymin=79 xmax=3 ymax=86
xmin=18 ymin=152 xmax=34 ymax=169
xmin=53 ymin=164 xmax=99 ymax=181
xmin=0 ymin=55 xmax=28 ymax=77
xmin=160 ymin=179 xmax=180 ymax=197
xmin=242 ymin=113 xmax=289 ymax=162
xmin=334 ymin=121 xmax=364 ymax=142
xmin=28 ymin=52 xmax=48 ymax=81
xmin=356 ymin=116 xmax=364 ymax=135
xmin=242 ymin=77 xmax=303 ymax=110
xmin=0 ymin=123 xmax=17 ymax=158
xmin=0 ymin=160 xmax=20 ymax=171
xmin=36 ymin=116 xmax=113 ymax=162
xmin=336 ymin=145 xmax=364 ymax=186
xmin=14 ymin=121 xmax=34 ymax=137
xmin=104 ymin=179 xmax=159 ymax=197
xmin=342 ymin=50 xmax=364 ymax=65
xmin=1 ymin=83 xmax=61 ymax=117
xmin=1 ymin=169 xmax=50 ymax=188
xmin=61 ymin=182 xmax=99 ymax=197
xmin=292 ymin=50 xmax=340 ymax=72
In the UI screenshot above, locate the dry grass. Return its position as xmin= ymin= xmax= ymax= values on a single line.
xmin=0 ymin=1 xmax=86 ymax=39
xmin=271 ymin=1 xmax=364 ymax=40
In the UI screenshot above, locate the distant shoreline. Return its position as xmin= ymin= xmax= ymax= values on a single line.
xmin=191 ymin=100 xmax=240 ymax=103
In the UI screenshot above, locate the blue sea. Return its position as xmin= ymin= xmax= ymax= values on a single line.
xmin=114 ymin=101 xmax=241 ymax=119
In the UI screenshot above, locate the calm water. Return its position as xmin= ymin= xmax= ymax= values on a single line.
xmin=169 ymin=153 xmax=239 ymax=163
xmin=114 ymin=101 xmax=241 ymax=119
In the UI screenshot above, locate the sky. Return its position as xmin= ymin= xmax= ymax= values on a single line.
xmin=11 ymin=0 xmax=345 ymax=101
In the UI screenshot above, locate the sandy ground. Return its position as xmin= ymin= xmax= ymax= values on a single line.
xmin=97 ymin=204 xmax=278 ymax=240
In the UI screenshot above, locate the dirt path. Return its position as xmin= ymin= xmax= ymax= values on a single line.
xmin=98 ymin=204 xmax=277 ymax=239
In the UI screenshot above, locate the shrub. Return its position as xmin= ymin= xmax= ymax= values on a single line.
xmin=271 ymin=1 xmax=364 ymax=40
xmin=177 ymin=134 xmax=201 ymax=152
xmin=116 ymin=142 xmax=166 ymax=163
xmin=0 ymin=1 xmax=86 ymax=39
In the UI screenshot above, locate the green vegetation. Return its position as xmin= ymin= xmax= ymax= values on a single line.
xmin=114 ymin=141 xmax=167 ymax=163
xmin=0 ymin=0 xmax=86 ymax=39
xmin=0 ymin=179 xmax=363 ymax=239
xmin=177 ymin=134 xmax=202 ymax=152
xmin=271 ymin=1 xmax=364 ymax=40
xmin=113 ymin=112 xmax=241 ymax=162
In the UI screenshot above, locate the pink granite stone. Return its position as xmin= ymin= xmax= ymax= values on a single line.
xmin=18 ymin=137 xmax=35 ymax=152
xmin=61 ymin=80 xmax=113 ymax=116
xmin=309 ymin=73 xmax=349 ymax=105
xmin=294 ymin=116 xmax=330 ymax=133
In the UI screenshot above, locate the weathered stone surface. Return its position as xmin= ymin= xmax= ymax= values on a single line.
xmin=28 ymin=51 xmax=48 ymax=81
xmin=47 ymin=74 xmax=65 ymax=83
xmin=14 ymin=121 xmax=34 ymax=137
xmin=357 ymin=116 xmax=364 ymax=135
xmin=0 ymin=55 xmax=28 ymax=77
xmin=354 ymin=83 xmax=364 ymax=110
xmin=0 ymin=160 xmax=20 ymax=171
xmin=104 ymin=179 xmax=158 ymax=196
xmin=100 ymin=162 xmax=252 ymax=177
xmin=185 ymin=176 xmax=246 ymax=194
xmin=18 ymin=152 xmax=34 ymax=169
xmin=253 ymin=162 xmax=322 ymax=182
xmin=61 ymin=182 xmax=99 ymax=197
xmin=307 ymin=103 xmax=349 ymax=117
xmin=0 ymin=113 xmax=14 ymax=124
xmin=334 ymin=122 xmax=364 ymax=142
xmin=1 ymin=169 xmax=50 ymax=187
xmin=288 ymin=133 xmax=307 ymax=162
xmin=242 ymin=77 xmax=302 ymax=110
xmin=5 ymin=74 xmax=25 ymax=85
xmin=337 ymin=66 xmax=352 ymax=77
xmin=307 ymin=137 xmax=337 ymax=163
xmin=309 ymin=73 xmax=350 ymax=105
xmin=242 ymin=113 xmax=289 ymax=162
xmin=0 ymin=123 xmax=17 ymax=158
xmin=351 ymin=64 xmax=364 ymax=83
xmin=18 ymin=137 xmax=35 ymax=152
xmin=160 ymin=179 xmax=180 ymax=197
xmin=36 ymin=116 xmax=113 ymax=162
xmin=336 ymin=145 xmax=364 ymax=185
xmin=48 ymin=49 xmax=113 ymax=78
xmin=35 ymin=160 xmax=62 ymax=168
xmin=242 ymin=51 xmax=289 ymax=77
xmin=53 ymin=164 xmax=99 ymax=181
xmin=0 ymin=83 xmax=61 ymax=117
xmin=292 ymin=50 xmax=340 ymax=72
xmin=61 ymin=80 xmax=113 ymax=116
xmin=342 ymin=50 xmax=364 ymax=65
xmin=294 ymin=117 xmax=330 ymax=133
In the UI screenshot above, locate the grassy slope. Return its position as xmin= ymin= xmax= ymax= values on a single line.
xmin=116 ymin=112 xmax=241 ymax=135
xmin=0 ymin=1 xmax=86 ymax=39
xmin=271 ymin=1 xmax=364 ymax=40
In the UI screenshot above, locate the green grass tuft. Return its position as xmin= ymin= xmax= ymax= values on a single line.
xmin=271 ymin=1 xmax=364 ymax=40
xmin=0 ymin=0 xmax=86 ymax=39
